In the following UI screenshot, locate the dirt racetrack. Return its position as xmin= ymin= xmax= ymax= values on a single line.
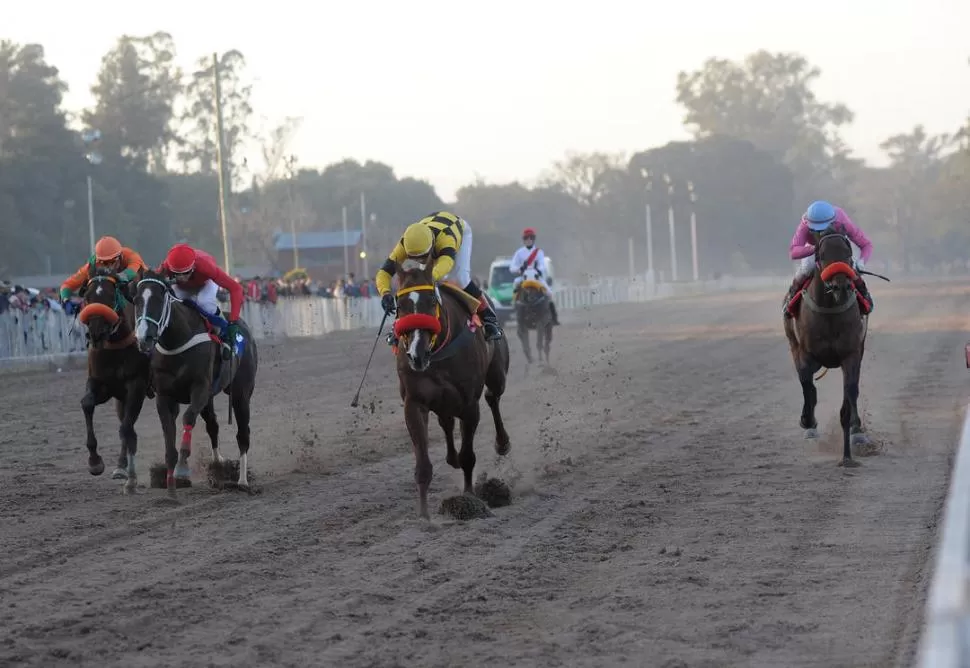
xmin=1 ymin=278 xmax=968 ymax=667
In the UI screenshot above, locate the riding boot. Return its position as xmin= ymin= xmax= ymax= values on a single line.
xmin=782 ymin=274 xmax=806 ymax=318
xmin=479 ymin=302 xmax=503 ymax=341
xmin=854 ymin=276 xmax=874 ymax=314
xmin=549 ymin=300 xmax=560 ymax=326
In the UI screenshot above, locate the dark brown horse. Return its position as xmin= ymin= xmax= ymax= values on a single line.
xmin=132 ymin=270 xmax=258 ymax=498
xmin=393 ymin=263 xmax=511 ymax=518
xmin=515 ymin=270 xmax=554 ymax=365
xmin=784 ymin=232 xmax=869 ymax=467
xmin=77 ymin=269 xmax=151 ymax=493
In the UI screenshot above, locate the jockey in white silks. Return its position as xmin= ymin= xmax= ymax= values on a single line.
xmin=510 ymin=226 xmax=559 ymax=325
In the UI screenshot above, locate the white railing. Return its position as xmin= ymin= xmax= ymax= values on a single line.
xmin=0 ymin=274 xmax=788 ymax=365
xmin=918 ymin=407 xmax=970 ymax=668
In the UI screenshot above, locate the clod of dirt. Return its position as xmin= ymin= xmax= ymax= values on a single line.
xmin=438 ymin=495 xmax=492 ymax=520
xmin=474 ymin=477 xmax=512 ymax=508
xmin=206 ymin=460 xmax=255 ymax=490
xmin=148 ymin=463 xmax=192 ymax=489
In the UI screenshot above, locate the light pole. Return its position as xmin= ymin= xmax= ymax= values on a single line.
xmin=688 ymin=181 xmax=699 ymax=281
xmin=81 ymin=129 xmax=102 ymax=255
xmin=663 ymin=173 xmax=678 ymax=281
xmin=367 ymin=212 xmax=376 ymax=279
xmin=639 ymin=168 xmax=655 ymax=281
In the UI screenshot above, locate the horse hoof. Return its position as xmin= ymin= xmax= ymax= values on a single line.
xmin=803 ymin=428 xmax=819 ymax=439
xmin=89 ymin=458 xmax=105 ymax=476
xmin=850 ymin=432 xmax=870 ymax=446
xmin=111 ymin=467 xmax=128 ymax=480
xmin=122 ymin=484 xmax=139 ymax=495
xmin=838 ymin=458 xmax=861 ymax=468
xmin=495 ymin=440 xmax=511 ymax=456
xmin=174 ymin=464 xmax=191 ymax=480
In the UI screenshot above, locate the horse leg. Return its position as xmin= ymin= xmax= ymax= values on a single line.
xmin=845 ymin=354 xmax=869 ymax=447
xmin=156 ymin=395 xmax=180 ymax=498
xmin=82 ymin=379 xmax=111 ymax=476
xmin=230 ymin=390 xmax=252 ymax=490
xmin=119 ymin=384 xmax=147 ymax=494
xmin=404 ymin=399 xmax=432 ymax=519
xmin=200 ymin=399 xmax=222 ymax=463
xmin=111 ymin=398 xmax=129 ymax=480
xmin=458 ymin=402 xmax=480 ymax=495
xmin=517 ymin=321 xmax=532 ymax=365
xmin=175 ymin=381 xmax=209 ymax=480
xmin=840 ymin=355 xmax=864 ymax=467
xmin=485 ymin=362 xmax=511 ymax=456
xmin=797 ymin=358 xmax=821 ymax=438
xmin=439 ymin=414 xmax=459 ymax=469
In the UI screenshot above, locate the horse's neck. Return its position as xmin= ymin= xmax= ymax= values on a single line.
xmin=161 ymin=300 xmax=207 ymax=346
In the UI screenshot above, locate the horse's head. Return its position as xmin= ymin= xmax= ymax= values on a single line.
xmin=132 ymin=269 xmax=174 ymax=354
xmin=518 ymin=268 xmax=547 ymax=306
xmin=394 ymin=261 xmax=442 ymax=372
xmin=78 ymin=268 xmax=124 ymax=348
xmin=815 ymin=232 xmax=857 ymax=304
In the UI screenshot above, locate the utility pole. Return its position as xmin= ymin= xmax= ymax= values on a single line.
xmin=688 ymin=181 xmax=699 ymax=281
xmin=286 ymin=155 xmax=299 ymax=270
xmin=664 ymin=173 xmax=678 ymax=282
xmin=342 ymin=206 xmax=350 ymax=279
xmin=213 ymin=52 xmax=233 ymax=274
xmin=360 ymin=192 xmax=369 ymax=279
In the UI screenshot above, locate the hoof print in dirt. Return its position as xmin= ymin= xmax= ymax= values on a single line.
xmin=439 ymin=494 xmax=492 ymax=520
xmin=148 ymin=462 xmax=192 ymax=489
xmin=206 ymin=460 xmax=256 ymax=492
xmin=474 ymin=477 xmax=512 ymax=508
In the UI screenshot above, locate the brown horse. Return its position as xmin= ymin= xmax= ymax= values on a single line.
xmin=77 ymin=268 xmax=151 ymax=493
xmin=393 ymin=263 xmax=511 ymax=518
xmin=515 ymin=271 xmax=554 ymax=365
xmin=783 ymin=232 xmax=870 ymax=467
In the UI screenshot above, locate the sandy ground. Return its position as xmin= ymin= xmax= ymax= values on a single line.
xmin=1 ymin=279 xmax=968 ymax=668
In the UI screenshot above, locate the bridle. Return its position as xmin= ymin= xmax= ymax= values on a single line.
xmin=134 ymin=277 xmax=174 ymax=340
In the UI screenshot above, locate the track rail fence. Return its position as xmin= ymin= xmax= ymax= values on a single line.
xmin=0 ymin=274 xmax=788 ymax=367
xmin=919 ymin=407 xmax=970 ymax=668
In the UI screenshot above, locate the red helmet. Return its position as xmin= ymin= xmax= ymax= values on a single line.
xmin=165 ymin=243 xmax=197 ymax=274
xmin=522 ymin=227 xmax=537 ymax=238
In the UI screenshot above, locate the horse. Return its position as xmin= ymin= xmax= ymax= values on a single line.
xmin=783 ymin=232 xmax=869 ymax=467
xmin=77 ymin=268 xmax=151 ymax=493
xmin=514 ymin=268 xmax=554 ymax=365
xmin=393 ymin=262 xmax=511 ymax=518
xmin=131 ymin=269 xmax=258 ymax=497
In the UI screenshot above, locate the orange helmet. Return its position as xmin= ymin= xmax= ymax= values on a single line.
xmin=165 ymin=243 xmax=197 ymax=274
xmin=94 ymin=236 xmax=123 ymax=262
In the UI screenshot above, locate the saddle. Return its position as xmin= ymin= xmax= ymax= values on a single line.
xmin=439 ymin=281 xmax=482 ymax=317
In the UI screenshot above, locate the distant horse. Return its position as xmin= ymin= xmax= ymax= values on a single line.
xmin=783 ymin=232 xmax=869 ymax=467
xmin=393 ymin=263 xmax=511 ymax=518
xmin=77 ymin=268 xmax=150 ymax=493
xmin=515 ymin=268 xmax=554 ymax=365
xmin=131 ymin=270 xmax=258 ymax=497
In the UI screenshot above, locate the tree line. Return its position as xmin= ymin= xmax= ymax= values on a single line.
xmin=1 ymin=36 xmax=968 ymax=281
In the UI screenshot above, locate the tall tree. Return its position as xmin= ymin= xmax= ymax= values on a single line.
xmin=179 ymin=50 xmax=252 ymax=180
xmin=85 ymin=32 xmax=182 ymax=171
xmin=675 ymin=51 xmax=854 ymax=202
xmin=537 ymin=151 xmax=627 ymax=206
xmin=0 ymin=41 xmax=85 ymax=274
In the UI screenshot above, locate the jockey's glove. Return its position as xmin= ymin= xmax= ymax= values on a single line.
xmin=224 ymin=321 xmax=241 ymax=343
xmin=381 ymin=293 xmax=396 ymax=315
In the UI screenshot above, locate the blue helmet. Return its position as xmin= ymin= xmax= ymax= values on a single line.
xmin=804 ymin=200 xmax=837 ymax=232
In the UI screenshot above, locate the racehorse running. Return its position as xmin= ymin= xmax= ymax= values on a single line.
xmin=514 ymin=267 xmax=554 ymax=365
xmin=131 ymin=270 xmax=258 ymax=496
xmin=77 ymin=268 xmax=151 ymax=492
xmin=783 ymin=232 xmax=870 ymax=467
xmin=393 ymin=263 xmax=511 ymax=518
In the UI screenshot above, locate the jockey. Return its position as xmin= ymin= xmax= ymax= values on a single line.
xmin=59 ymin=236 xmax=147 ymax=302
xmin=158 ymin=243 xmax=245 ymax=356
xmin=783 ymin=200 xmax=874 ymax=318
xmin=376 ymin=210 xmax=503 ymax=341
xmin=510 ymin=227 xmax=559 ymax=325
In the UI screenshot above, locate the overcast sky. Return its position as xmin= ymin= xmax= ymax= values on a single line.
xmin=7 ymin=0 xmax=969 ymax=200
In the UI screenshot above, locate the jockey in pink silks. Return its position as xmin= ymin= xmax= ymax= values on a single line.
xmin=782 ymin=200 xmax=874 ymax=318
